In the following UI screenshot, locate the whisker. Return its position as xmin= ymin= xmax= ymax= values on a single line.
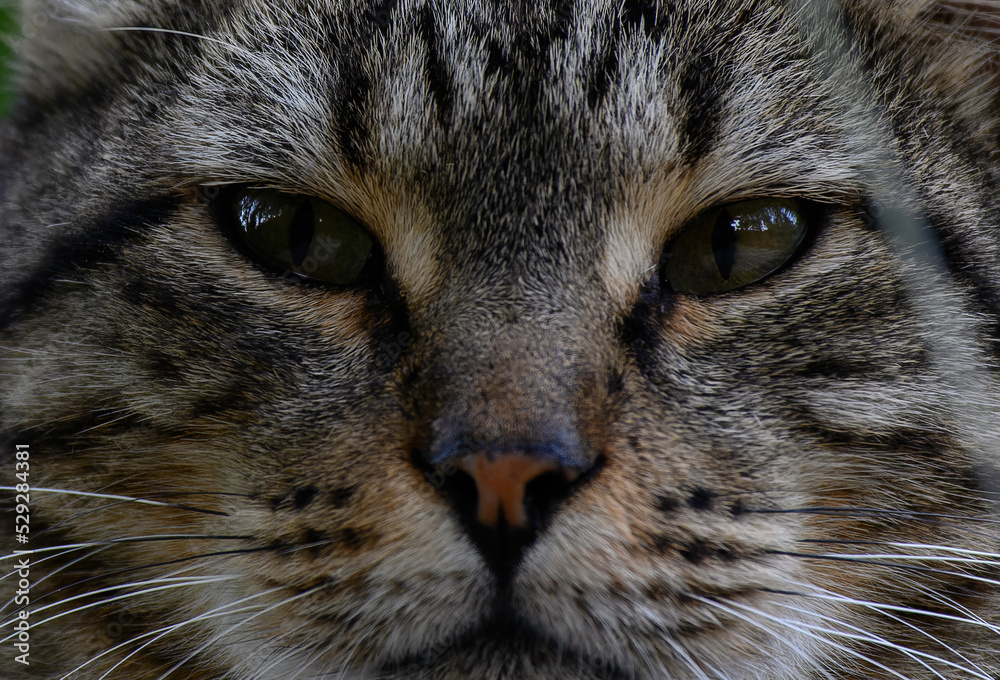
xmin=661 ymin=633 xmax=717 ymax=680
xmin=1 ymin=543 xmax=95 ymax=576
xmin=62 ymin=585 xmax=288 ymax=680
xmin=101 ymin=26 xmax=253 ymax=56
xmin=760 ymin=587 xmax=1000 ymax=635
xmin=750 ymin=507 xmax=1000 ymax=525
xmin=775 ymin=581 xmax=992 ymax=677
xmin=0 ymin=486 xmax=229 ymax=517
xmin=797 ymin=541 xmax=1000 ymax=561
xmin=267 ymin=614 xmax=356 ymax=680
xmin=914 ymin=583 xmax=997 ymax=631
xmin=151 ymin=585 xmax=325 ymax=680
xmin=696 ymin=595 xmax=920 ymax=680
xmin=765 ymin=597 xmax=991 ymax=679
xmin=767 ymin=551 xmax=1000 ymax=587
xmin=795 ymin=550 xmax=1000 ymax=568
xmin=3 ymin=534 xmax=253 ymax=564
xmin=20 ymin=554 xmax=242 ymax=623
xmin=1 ymin=543 xmax=112 ymax=560
xmin=0 ymin=575 xmax=237 ymax=644
xmin=274 ymin=538 xmax=338 ymax=556
xmin=1 ymin=544 xmax=110 ymax=614
xmin=2 ymin=544 xmax=269 ymax=616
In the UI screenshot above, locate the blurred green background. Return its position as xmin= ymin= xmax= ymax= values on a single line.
xmin=0 ymin=5 xmax=17 ymax=119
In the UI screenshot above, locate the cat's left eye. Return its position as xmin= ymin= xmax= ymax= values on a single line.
xmin=220 ymin=187 xmax=378 ymax=286
xmin=661 ymin=198 xmax=813 ymax=296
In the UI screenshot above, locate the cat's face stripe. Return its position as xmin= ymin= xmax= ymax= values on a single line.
xmin=2 ymin=2 xmax=1000 ymax=679
xmin=0 ymin=198 xmax=181 ymax=331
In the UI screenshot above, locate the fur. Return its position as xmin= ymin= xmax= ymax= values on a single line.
xmin=2 ymin=1 xmax=1000 ymax=678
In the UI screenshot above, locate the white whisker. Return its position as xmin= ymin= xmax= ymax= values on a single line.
xmin=766 ymin=596 xmax=991 ymax=679
xmin=696 ymin=595 xmax=918 ymax=680
xmin=102 ymin=26 xmax=252 ymax=55
xmin=61 ymin=585 xmax=287 ymax=680
xmin=772 ymin=583 xmax=1000 ymax=637
xmin=0 ymin=486 xmax=215 ymax=512
xmin=151 ymin=585 xmax=324 ymax=680
xmin=0 ymin=544 xmax=110 ymax=614
xmin=0 ymin=576 xmax=236 ymax=642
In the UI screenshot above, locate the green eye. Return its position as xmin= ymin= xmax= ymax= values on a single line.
xmin=662 ymin=198 xmax=812 ymax=296
xmin=227 ymin=188 xmax=377 ymax=285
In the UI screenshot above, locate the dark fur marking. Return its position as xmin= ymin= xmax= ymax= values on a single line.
xmin=791 ymin=405 xmax=959 ymax=459
xmin=338 ymin=527 xmax=375 ymax=551
xmin=335 ymin=66 xmax=373 ymax=168
xmin=0 ymin=197 xmax=180 ymax=331
xmin=484 ymin=40 xmax=510 ymax=79
xmin=606 ymin=368 xmax=625 ymax=395
xmin=328 ymin=485 xmax=356 ymax=509
xmin=368 ymin=291 xmax=413 ymax=373
xmin=418 ymin=6 xmax=454 ymax=129
xmin=678 ymin=47 xmax=730 ymax=164
xmin=687 ymin=487 xmax=714 ymax=510
xmin=797 ymin=358 xmax=890 ymax=381
xmin=619 ymin=278 xmax=672 ymax=370
xmin=655 ymin=494 xmax=679 ymax=514
xmin=680 ymin=540 xmax=709 ymax=564
xmin=929 ymin=216 xmax=1000 ymax=366
xmin=293 ymin=485 xmax=319 ymax=510
xmin=188 ymin=391 xmax=253 ymax=420
xmin=303 ymin=528 xmax=327 ymax=556
xmin=369 ymin=0 xmax=399 ymax=34
xmin=551 ymin=0 xmax=575 ymax=38
xmin=621 ymin=0 xmax=664 ymax=39
xmin=144 ymin=351 xmax=182 ymax=384
xmin=319 ymin=3 xmax=391 ymax=168
xmin=644 ymin=533 xmax=674 ymax=554
xmin=587 ymin=41 xmax=619 ymax=109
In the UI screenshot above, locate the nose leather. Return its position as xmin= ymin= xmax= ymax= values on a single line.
xmin=455 ymin=452 xmax=576 ymax=528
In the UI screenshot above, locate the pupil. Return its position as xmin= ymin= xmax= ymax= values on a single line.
xmin=711 ymin=210 xmax=737 ymax=281
xmin=288 ymin=199 xmax=315 ymax=267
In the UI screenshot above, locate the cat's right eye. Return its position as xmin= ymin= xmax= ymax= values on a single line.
xmin=219 ymin=187 xmax=378 ymax=286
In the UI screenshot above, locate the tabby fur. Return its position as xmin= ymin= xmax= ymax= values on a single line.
xmin=2 ymin=0 xmax=1000 ymax=678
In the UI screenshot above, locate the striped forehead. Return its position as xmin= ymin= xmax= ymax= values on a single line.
xmin=25 ymin=0 xmax=850 ymax=198
xmin=170 ymin=0 xmax=684 ymax=176
xmin=163 ymin=1 xmax=843 ymax=190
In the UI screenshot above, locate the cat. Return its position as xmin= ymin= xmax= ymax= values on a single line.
xmin=2 ymin=0 xmax=1000 ymax=678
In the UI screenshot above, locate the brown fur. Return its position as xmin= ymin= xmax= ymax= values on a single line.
xmin=2 ymin=1 xmax=1000 ymax=678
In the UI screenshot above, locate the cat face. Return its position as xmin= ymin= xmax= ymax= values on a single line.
xmin=2 ymin=1 xmax=1000 ymax=678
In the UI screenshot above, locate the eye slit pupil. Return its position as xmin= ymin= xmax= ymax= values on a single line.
xmin=711 ymin=209 xmax=737 ymax=281
xmin=288 ymin=198 xmax=315 ymax=267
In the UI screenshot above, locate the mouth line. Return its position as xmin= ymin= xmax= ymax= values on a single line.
xmin=377 ymin=604 xmax=638 ymax=679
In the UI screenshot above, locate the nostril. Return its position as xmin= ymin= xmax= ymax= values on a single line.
xmin=410 ymin=446 xmax=480 ymax=520
xmin=522 ymin=453 xmax=605 ymax=532
xmin=439 ymin=466 xmax=479 ymax=524
xmin=524 ymin=469 xmax=575 ymax=530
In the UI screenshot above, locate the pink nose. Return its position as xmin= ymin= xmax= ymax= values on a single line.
xmin=455 ymin=452 xmax=577 ymax=528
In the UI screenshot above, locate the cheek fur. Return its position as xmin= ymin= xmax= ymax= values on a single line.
xmin=1 ymin=2 xmax=1000 ymax=680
